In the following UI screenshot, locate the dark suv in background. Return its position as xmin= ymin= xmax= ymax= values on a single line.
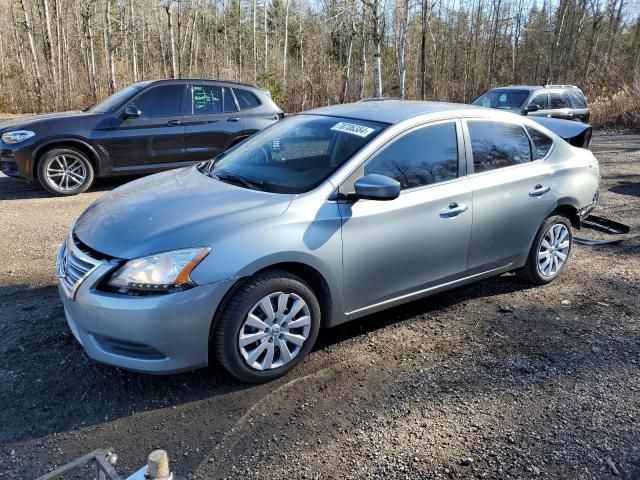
xmin=0 ymin=79 xmax=283 ymax=195
xmin=472 ymin=85 xmax=590 ymax=123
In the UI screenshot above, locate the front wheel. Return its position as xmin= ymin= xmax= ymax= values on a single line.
xmin=212 ymin=270 xmax=321 ymax=383
xmin=517 ymin=214 xmax=573 ymax=285
xmin=37 ymin=147 xmax=95 ymax=196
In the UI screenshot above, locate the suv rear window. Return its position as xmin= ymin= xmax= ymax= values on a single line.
xmin=234 ymin=89 xmax=260 ymax=109
xmin=567 ymin=89 xmax=587 ymax=108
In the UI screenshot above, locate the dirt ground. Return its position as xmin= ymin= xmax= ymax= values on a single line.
xmin=0 ymin=133 xmax=639 ymax=480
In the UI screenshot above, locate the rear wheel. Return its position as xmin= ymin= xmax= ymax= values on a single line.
xmin=212 ymin=270 xmax=321 ymax=383
xmin=517 ymin=214 xmax=573 ymax=285
xmin=37 ymin=147 xmax=95 ymax=196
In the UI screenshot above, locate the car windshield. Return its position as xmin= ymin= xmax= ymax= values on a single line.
xmin=204 ymin=114 xmax=387 ymax=193
xmin=472 ymin=89 xmax=529 ymax=111
xmin=87 ymin=83 xmax=150 ymax=113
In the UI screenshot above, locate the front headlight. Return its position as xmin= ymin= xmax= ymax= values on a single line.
xmin=1 ymin=130 xmax=36 ymax=144
xmin=107 ymin=247 xmax=210 ymax=293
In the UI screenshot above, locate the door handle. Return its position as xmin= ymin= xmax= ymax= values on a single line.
xmin=529 ymin=184 xmax=551 ymax=197
xmin=227 ymin=117 xmax=240 ymax=122
xmin=166 ymin=120 xmax=182 ymax=126
xmin=439 ymin=202 xmax=468 ymax=218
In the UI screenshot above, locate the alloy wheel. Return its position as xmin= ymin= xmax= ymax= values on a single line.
xmin=537 ymin=223 xmax=571 ymax=277
xmin=45 ymin=154 xmax=87 ymax=192
xmin=238 ymin=292 xmax=312 ymax=371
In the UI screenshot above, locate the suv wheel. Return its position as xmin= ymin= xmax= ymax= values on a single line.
xmin=37 ymin=147 xmax=95 ymax=196
xmin=213 ymin=270 xmax=321 ymax=383
xmin=517 ymin=214 xmax=573 ymax=285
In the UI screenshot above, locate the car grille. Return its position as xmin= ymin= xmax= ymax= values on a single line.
xmin=57 ymin=233 xmax=103 ymax=298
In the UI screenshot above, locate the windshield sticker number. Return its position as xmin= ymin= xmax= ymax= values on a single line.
xmin=330 ymin=122 xmax=375 ymax=138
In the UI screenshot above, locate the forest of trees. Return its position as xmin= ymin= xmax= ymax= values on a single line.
xmin=0 ymin=0 xmax=638 ymax=124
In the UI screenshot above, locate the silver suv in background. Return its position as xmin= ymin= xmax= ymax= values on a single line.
xmin=472 ymin=85 xmax=590 ymax=123
xmin=56 ymin=101 xmax=600 ymax=383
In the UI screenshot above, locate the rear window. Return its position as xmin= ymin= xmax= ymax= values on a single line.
xmin=234 ymin=89 xmax=260 ymax=109
xmin=567 ymin=89 xmax=587 ymax=108
xmin=525 ymin=125 xmax=554 ymax=159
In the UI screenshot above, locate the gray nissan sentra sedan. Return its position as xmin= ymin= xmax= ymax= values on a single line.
xmin=56 ymin=100 xmax=600 ymax=382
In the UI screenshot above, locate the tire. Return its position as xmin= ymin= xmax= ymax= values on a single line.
xmin=516 ymin=214 xmax=573 ymax=285
xmin=213 ymin=270 xmax=321 ymax=383
xmin=37 ymin=147 xmax=95 ymax=196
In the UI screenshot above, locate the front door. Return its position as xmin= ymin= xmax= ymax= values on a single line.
xmin=339 ymin=120 xmax=473 ymax=315
xmin=107 ymin=84 xmax=187 ymax=170
xmin=184 ymin=83 xmax=245 ymax=162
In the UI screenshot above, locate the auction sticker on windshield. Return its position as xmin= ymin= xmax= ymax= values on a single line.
xmin=330 ymin=122 xmax=375 ymax=138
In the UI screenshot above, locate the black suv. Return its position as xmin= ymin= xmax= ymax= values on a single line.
xmin=0 ymin=79 xmax=283 ymax=195
xmin=472 ymin=85 xmax=590 ymax=123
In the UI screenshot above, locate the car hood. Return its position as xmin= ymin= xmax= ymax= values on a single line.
xmin=0 ymin=111 xmax=99 ymax=131
xmin=74 ymin=167 xmax=294 ymax=259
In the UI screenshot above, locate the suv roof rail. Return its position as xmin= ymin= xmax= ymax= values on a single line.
xmin=544 ymin=84 xmax=579 ymax=89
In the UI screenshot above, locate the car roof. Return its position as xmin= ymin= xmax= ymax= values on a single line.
xmin=304 ymin=100 xmax=483 ymax=124
xmin=485 ymin=85 xmax=541 ymax=91
xmin=141 ymin=78 xmax=266 ymax=91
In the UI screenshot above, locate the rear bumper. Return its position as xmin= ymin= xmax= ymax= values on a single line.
xmin=578 ymin=190 xmax=599 ymax=220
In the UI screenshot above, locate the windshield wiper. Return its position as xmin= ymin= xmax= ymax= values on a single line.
xmin=212 ymin=171 xmax=264 ymax=191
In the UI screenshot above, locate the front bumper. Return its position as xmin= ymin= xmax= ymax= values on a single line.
xmin=1 ymin=144 xmax=33 ymax=180
xmin=58 ymin=273 xmax=236 ymax=374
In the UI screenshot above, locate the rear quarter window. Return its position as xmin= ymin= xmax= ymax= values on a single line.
xmin=525 ymin=125 xmax=554 ymax=159
xmin=567 ymin=89 xmax=587 ymax=108
xmin=234 ymin=89 xmax=260 ymax=110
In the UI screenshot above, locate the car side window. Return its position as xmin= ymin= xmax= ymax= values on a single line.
xmin=549 ymin=92 xmax=568 ymax=109
xmin=525 ymin=126 xmax=554 ymax=159
xmin=468 ymin=120 xmax=532 ymax=173
xmin=132 ymin=85 xmax=184 ymax=117
xmin=567 ymin=89 xmax=587 ymax=108
xmin=223 ymin=88 xmax=238 ymax=113
xmin=529 ymin=93 xmax=548 ymax=109
xmin=364 ymin=122 xmax=458 ymax=190
xmin=192 ymin=85 xmax=222 ymax=114
xmin=234 ymin=89 xmax=260 ymax=109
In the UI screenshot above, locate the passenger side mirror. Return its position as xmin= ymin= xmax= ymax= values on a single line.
xmin=123 ymin=105 xmax=142 ymax=119
xmin=523 ymin=104 xmax=540 ymax=115
xmin=353 ymin=174 xmax=400 ymax=201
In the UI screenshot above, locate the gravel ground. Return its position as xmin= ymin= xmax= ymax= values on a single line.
xmin=0 ymin=133 xmax=639 ymax=479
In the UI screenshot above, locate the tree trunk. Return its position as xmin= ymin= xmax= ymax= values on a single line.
xmin=283 ymin=0 xmax=291 ymax=88
xmin=20 ymin=0 xmax=44 ymax=109
xmin=165 ymin=2 xmax=178 ymax=78
xmin=264 ymin=0 xmax=269 ymax=72
xmin=130 ymin=0 xmax=139 ymax=82
xmin=106 ymin=0 xmax=117 ymax=94
xmin=41 ymin=0 xmax=57 ymax=102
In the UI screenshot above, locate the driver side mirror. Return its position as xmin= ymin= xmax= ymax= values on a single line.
xmin=123 ymin=105 xmax=141 ymax=119
xmin=523 ymin=104 xmax=540 ymax=115
xmin=353 ymin=174 xmax=400 ymax=201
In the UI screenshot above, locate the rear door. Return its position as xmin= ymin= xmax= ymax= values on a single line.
xmin=463 ymin=119 xmax=557 ymax=273
xmin=107 ymin=84 xmax=187 ymax=169
xmin=547 ymin=90 xmax=575 ymax=120
xmin=183 ymin=83 xmax=245 ymax=162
